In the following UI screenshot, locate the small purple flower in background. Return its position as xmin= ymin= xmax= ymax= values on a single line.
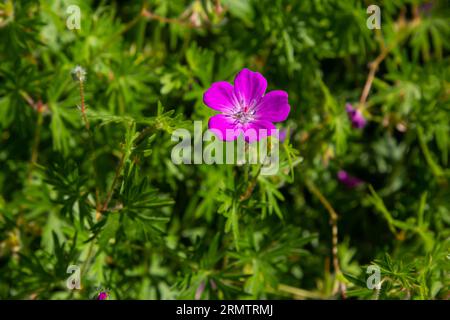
xmin=195 ymin=281 xmax=206 ymax=300
xmin=97 ymin=291 xmax=108 ymax=300
xmin=279 ymin=128 xmax=288 ymax=142
xmin=419 ymin=1 xmax=433 ymax=16
xmin=278 ymin=127 xmax=295 ymax=142
xmin=337 ymin=170 xmax=364 ymax=188
xmin=92 ymin=284 xmax=110 ymax=300
xmin=203 ymin=68 xmax=291 ymax=142
xmin=345 ymin=103 xmax=366 ymax=129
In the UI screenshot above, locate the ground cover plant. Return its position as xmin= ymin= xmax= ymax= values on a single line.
xmin=0 ymin=0 xmax=449 ymax=300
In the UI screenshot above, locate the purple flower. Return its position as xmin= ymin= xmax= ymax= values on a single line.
xmin=195 ymin=281 xmax=206 ymax=300
xmin=203 ymin=68 xmax=291 ymax=142
xmin=419 ymin=2 xmax=433 ymax=16
xmin=337 ymin=170 xmax=363 ymax=188
xmin=278 ymin=127 xmax=295 ymax=142
xmin=345 ymin=103 xmax=366 ymax=129
xmin=279 ymin=128 xmax=287 ymax=142
xmin=97 ymin=291 xmax=108 ymax=300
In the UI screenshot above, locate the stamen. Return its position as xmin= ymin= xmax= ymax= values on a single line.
xmin=229 ymin=98 xmax=259 ymax=125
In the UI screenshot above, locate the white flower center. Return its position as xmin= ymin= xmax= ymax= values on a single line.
xmin=230 ymin=98 xmax=259 ymax=125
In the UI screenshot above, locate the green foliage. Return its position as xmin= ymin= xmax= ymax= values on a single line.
xmin=0 ymin=0 xmax=449 ymax=300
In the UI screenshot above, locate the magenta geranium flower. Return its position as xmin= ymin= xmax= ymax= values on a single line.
xmin=345 ymin=103 xmax=366 ymax=129
xmin=203 ymin=68 xmax=291 ymax=142
xmin=97 ymin=291 xmax=108 ymax=300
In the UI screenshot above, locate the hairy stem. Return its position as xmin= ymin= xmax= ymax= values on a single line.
xmin=77 ymin=79 xmax=101 ymax=212
xmin=79 ymin=81 xmax=90 ymax=131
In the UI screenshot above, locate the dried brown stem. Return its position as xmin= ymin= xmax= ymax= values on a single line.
xmin=142 ymin=9 xmax=194 ymax=28
xmin=359 ymin=13 xmax=417 ymax=108
xmin=305 ymin=179 xmax=346 ymax=298
xmin=359 ymin=47 xmax=390 ymax=107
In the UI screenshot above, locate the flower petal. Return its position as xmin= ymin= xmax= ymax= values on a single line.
xmin=203 ymin=81 xmax=236 ymax=112
xmin=243 ymin=120 xmax=276 ymax=143
xmin=337 ymin=170 xmax=364 ymax=188
xmin=256 ymin=90 xmax=290 ymax=122
xmin=208 ymin=114 xmax=239 ymax=141
xmin=234 ymin=68 xmax=267 ymax=107
xmin=345 ymin=103 xmax=366 ymax=129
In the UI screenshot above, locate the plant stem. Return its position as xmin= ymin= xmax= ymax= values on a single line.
xmin=30 ymin=110 xmax=43 ymax=165
xmin=305 ymin=179 xmax=346 ymax=299
xmin=277 ymin=284 xmax=324 ymax=299
xmin=25 ymin=99 xmax=44 ymax=181
xmin=77 ymin=78 xmax=101 ymax=212
xmin=359 ymin=15 xmax=417 ymax=108
xmin=359 ymin=45 xmax=390 ymax=107
xmin=239 ymin=163 xmax=262 ymax=202
xmin=101 ymin=151 xmax=125 ymax=212
xmin=240 ymin=140 xmax=270 ymax=202
xmin=80 ymin=240 xmax=95 ymax=279
xmin=142 ymin=9 xmax=194 ymax=28
xmin=100 ymin=124 xmax=155 ymax=213
xmin=79 ymin=81 xmax=90 ymax=131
